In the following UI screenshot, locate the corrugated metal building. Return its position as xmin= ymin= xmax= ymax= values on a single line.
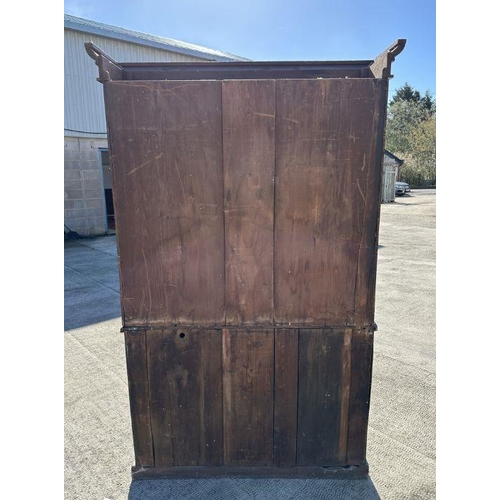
xmin=381 ymin=150 xmax=404 ymax=203
xmin=64 ymin=14 xmax=248 ymax=236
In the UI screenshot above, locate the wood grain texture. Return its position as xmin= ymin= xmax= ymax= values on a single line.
xmin=124 ymin=331 xmax=154 ymax=467
xmin=103 ymin=80 xmax=225 ymax=327
xmin=297 ymin=328 xmax=348 ymax=466
xmin=103 ymin=75 xmax=389 ymax=474
xmin=222 ymin=328 xmax=274 ymax=465
xmin=131 ymin=463 xmax=369 ymax=479
xmin=147 ymin=329 xmax=223 ymax=467
xmin=122 ymin=63 xmax=368 ymax=82
xmin=347 ymin=327 xmax=374 ymax=463
xmin=352 ymin=80 xmax=389 ymax=325
xmin=273 ymin=329 xmax=299 ymax=466
xmin=339 ymin=329 xmax=353 ymax=461
xmin=274 ymin=78 xmax=387 ymax=325
xmin=222 ymin=80 xmax=275 ymax=325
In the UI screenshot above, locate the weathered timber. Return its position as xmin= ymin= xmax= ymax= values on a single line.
xmin=124 ymin=331 xmax=154 ymax=467
xmin=131 ymin=463 xmax=369 ymax=479
xmin=147 ymin=329 xmax=223 ymax=466
xmin=274 ymin=78 xmax=387 ymax=326
xmin=297 ymin=329 xmax=348 ymax=466
xmin=90 ymin=39 xmax=405 ymax=478
xmin=273 ymin=329 xmax=299 ymax=466
xmin=104 ymin=81 xmax=225 ymax=327
xmin=222 ymin=329 xmax=274 ymax=465
xmin=222 ymin=80 xmax=275 ymax=325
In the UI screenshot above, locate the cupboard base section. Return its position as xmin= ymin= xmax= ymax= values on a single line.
xmin=131 ymin=462 xmax=369 ymax=480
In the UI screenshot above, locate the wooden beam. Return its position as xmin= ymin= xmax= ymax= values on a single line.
xmin=369 ymin=39 xmax=406 ymax=79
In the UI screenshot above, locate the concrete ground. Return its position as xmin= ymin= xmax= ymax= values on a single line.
xmin=64 ymin=189 xmax=436 ymax=500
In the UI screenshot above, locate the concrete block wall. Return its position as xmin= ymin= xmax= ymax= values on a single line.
xmin=64 ymin=136 xmax=108 ymax=237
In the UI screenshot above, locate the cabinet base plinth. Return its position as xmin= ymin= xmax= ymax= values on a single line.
xmin=131 ymin=462 xmax=369 ymax=479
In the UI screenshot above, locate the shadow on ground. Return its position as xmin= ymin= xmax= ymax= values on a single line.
xmin=128 ymin=477 xmax=381 ymax=500
xmin=64 ymin=237 xmax=121 ymax=330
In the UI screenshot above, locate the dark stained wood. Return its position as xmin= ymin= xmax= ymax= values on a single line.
xmin=103 ymin=80 xmax=225 ymax=327
xmin=369 ymin=39 xmax=407 ymax=79
xmin=120 ymin=61 xmax=372 ymax=82
xmin=124 ymin=331 xmax=154 ymax=467
xmin=339 ymin=329 xmax=353 ymax=461
xmin=222 ymin=80 xmax=275 ymax=325
xmin=146 ymin=330 xmax=173 ymax=467
xmin=85 ymin=42 xmax=123 ymax=83
xmin=273 ymin=329 xmax=298 ymax=466
xmin=222 ymin=329 xmax=274 ymax=465
xmin=201 ymin=329 xmax=224 ymax=466
xmin=131 ymin=462 xmax=369 ymax=479
xmin=147 ymin=329 xmax=223 ymax=467
xmin=92 ymin=40 xmax=405 ymax=475
xmin=274 ymin=78 xmax=387 ymax=326
xmin=347 ymin=327 xmax=374 ymax=464
xmin=352 ymin=81 xmax=389 ymax=325
xmin=297 ymin=328 xmax=348 ymax=466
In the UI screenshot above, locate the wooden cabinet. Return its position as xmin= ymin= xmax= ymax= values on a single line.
xmin=88 ymin=39 xmax=405 ymax=478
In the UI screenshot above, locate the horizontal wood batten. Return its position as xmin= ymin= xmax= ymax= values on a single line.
xmin=121 ymin=323 xmax=378 ymax=332
xmin=131 ymin=462 xmax=369 ymax=479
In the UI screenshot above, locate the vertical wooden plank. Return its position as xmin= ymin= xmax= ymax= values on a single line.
xmin=202 ymin=328 xmax=224 ymax=466
xmin=124 ymin=330 xmax=154 ymax=467
xmin=353 ymin=80 xmax=389 ymax=325
xmin=297 ymin=328 xmax=347 ymax=466
xmin=347 ymin=328 xmax=374 ymax=463
xmin=103 ymin=80 xmax=225 ymax=326
xmin=274 ymin=78 xmax=386 ymax=325
xmin=147 ymin=330 xmax=173 ymax=467
xmin=273 ymin=329 xmax=298 ymax=466
xmin=222 ymin=80 xmax=275 ymax=325
xmin=338 ymin=328 xmax=353 ymax=461
xmin=147 ymin=328 xmax=223 ymax=467
xmin=222 ymin=329 xmax=274 ymax=465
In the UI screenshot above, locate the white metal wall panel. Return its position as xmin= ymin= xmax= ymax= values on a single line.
xmin=64 ymin=30 xmax=206 ymax=137
xmin=382 ymin=165 xmax=398 ymax=203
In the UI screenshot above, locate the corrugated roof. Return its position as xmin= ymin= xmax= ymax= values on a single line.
xmin=384 ymin=150 xmax=404 ymax=165
xmin=64 ymin=14 xmax=250 ymax=62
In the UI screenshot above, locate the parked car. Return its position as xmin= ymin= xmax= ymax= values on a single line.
xmin=395 ymin=181 xmax=411 ymax=196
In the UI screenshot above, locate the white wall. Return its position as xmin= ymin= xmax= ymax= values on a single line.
xmin=64 ymin=29 xmax=206 ymax=137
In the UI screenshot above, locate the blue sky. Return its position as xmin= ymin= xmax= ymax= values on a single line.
xmin=64 ymin=0 xmax=436 ymax=102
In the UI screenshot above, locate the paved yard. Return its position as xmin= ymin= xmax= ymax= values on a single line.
xmin=64 ymin=189 xmax=436 ymax=499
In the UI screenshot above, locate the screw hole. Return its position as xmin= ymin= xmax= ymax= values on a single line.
xmin=179 ymin=332 xmax=185 ymax=339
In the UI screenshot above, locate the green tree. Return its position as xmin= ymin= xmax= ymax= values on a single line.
xmin=390 ymin=82 xmax=422 ymax=106
xmin=385 ymin=99 xmax=429 ymax=154
xmin=390 ymin=83 xmax=435 ymax=113
xmin=385 ymin=84 xmax=436 ymax=186
xmin=421 ymin=90 xmax=436 ymax=114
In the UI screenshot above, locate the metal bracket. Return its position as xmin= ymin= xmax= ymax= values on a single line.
xmin=369 ymin=39 xmax=406 ymax=79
